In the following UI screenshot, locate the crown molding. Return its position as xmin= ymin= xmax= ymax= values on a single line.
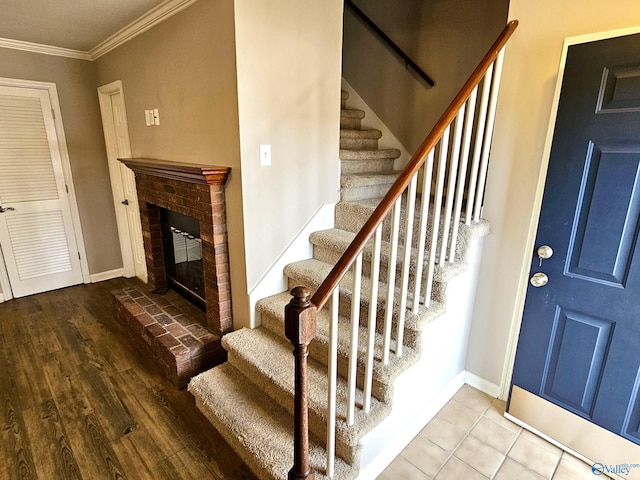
xmin=0 ymin=37 xmax=91 ymax=60
xmin=89 ymin=0 xmax=199 ymax=60
xmin=0 ymin=0 xmax=198 ymax=61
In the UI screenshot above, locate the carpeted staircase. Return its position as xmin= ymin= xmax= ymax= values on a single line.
xmin=189 ymin=90 xmax=489 ymax=480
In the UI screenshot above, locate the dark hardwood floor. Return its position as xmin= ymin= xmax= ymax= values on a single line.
xmin=0 ymin=278 xmax=257 ymax=480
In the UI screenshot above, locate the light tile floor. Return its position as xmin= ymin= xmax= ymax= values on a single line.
xmin=378 ymin=385 xmax=611 ymax=480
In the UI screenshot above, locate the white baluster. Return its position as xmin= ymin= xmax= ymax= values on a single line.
xmin=347 ymin=252 xmax=362 ymax=426
xmin=382 ymin=198 xmax=401 ymax=366
xmin=449 ymin=87 xmax=478 ymax=261
xmin=440 ymin=106 xmax=465 ymax=266
xmin=326 ymin=287 xmax=339 ymax=478
xmin=412 ymin=150 xmax=435 ymax=312
xmin=466 ymin=63 xmax=493 ymax=225
xmin=364 ymin=226 xmax=381 ymax=413
xmin=396 ymin=176 xmax=417 ymax=357
xmin=474 ymin=48 xmax=505 ymax=222
xmin=424 ymin=128 xmax=450 ymax=305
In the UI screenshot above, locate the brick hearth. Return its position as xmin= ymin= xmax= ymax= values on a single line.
xmin=112 ymin=158 xmax=232 ymax=388
xmin=112 ymin=283 xmax=225 ymax=389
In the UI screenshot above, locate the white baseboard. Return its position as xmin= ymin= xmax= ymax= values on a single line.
xmin=464 ymin=371 xmax=501 ymax=399
xmin=90 ymin=268 xmax=124 ymax=283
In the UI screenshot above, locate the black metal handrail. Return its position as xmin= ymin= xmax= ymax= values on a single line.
xmin=345 ymin=0 xmax=435 ymax=87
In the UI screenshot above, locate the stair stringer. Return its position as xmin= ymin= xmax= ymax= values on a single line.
xmin=354 ymin=233 xmax=486 ymax=478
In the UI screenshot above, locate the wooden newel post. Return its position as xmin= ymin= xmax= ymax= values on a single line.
xmin=285 ymin=286 xmax=317 ymax=480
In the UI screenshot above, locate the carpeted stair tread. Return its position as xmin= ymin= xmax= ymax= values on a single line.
xmin=222 ymin=327 xmax=391 ymax=462
xmin=189 ymin=363 xmax=356 ymax=480
xmin=340 ymin=171 xmax=399 ymax=188
xmin=340 ymin=157 xmax=395 ymax=174
xmin=341 ymin=90 xmax=349 ymax=108
xmin=285 ymin=258 xmax=383 ymax=309
xmin=283 ymin=257 xmax=421 ymax=314
xmin=283 ymin=258 xmax=447 ymax=339
xmin=340 ymin=108 xmax=365 ymax=119
xmin=334 ymin=199 xmax=491 ymax=255
xmin=310 ymin=227 xmax=468 ymax=285
xmin=340 ymin=129 xmax=383 ymax=139
xmin=256 ymin=291 xmax=425 ymax=402
xmin=340 ymin=173 xmax=401 ymax=202
xmin=339 ymin=149 xmax=401 ymax=161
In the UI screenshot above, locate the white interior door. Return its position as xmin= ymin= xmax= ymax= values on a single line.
xmin=98 ymin=81 xmax=147 ymax=282
xmin=0 ymin=85 xmax=84 ymax=298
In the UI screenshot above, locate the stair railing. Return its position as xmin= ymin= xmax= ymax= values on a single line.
xmin=345 ymin=0 xmax=436 ymax=87
xmin=287 ymin=20 xmax=518 ymax=479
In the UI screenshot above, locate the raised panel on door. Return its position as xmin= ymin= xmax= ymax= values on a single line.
xmin=541 ymin=307 xmax=614 ymax=418
xmin=566 ymin=143 xmax=640 ymax=287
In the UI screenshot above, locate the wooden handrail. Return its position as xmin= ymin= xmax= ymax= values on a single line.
xmin=346 ymin=0 xmax=435 ymax=87
xmin=310 ymin=20 xmax=518 ymax=311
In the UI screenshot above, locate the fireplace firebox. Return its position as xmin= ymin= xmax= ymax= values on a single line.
xmin=161 ymin=209 xmax=205 ymax=310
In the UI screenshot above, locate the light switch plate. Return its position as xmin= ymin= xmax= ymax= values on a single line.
xmin=260 ymin=144 xmax=271 ymax=166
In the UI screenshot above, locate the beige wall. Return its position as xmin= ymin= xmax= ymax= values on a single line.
xmin=466 ymin=1 xmax=640 ymax=389
xmin=0 ymin=48 xmax=122 ymax=278
xmin=342 ymin=0 xmax=509 ymax=152
xmin=234 ymin=0 xmax=344 ymax=295
xmin=93 ymin=0 xmax=249 ymax=322
xmin=94 ymin=0 xmax=344 ymax=327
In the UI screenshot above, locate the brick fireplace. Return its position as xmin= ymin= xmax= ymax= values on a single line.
xmin=120 ymin=157 xmax=232 ymax=337
xmin=111 ymin=158 xmax=232 ymax=388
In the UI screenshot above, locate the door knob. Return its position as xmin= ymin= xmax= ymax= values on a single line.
xmin=536 ymin=245 xmax=553 ymax=266
xmin=0 ymin=206 xmax=15 ymax=213
xmin=537 ymin=245 xmax=553 ymax=259
xmin=530 ymin=272 xmax=549 ymax=287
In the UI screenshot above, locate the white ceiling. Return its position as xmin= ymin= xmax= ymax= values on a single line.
xmin=0 ymin=0 xmax=167 ymax=52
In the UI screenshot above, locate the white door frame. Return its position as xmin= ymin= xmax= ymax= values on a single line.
xmin=0 ymin=77 xmax=90 ymax=301
xmin=499 ymin=25 xmax=640 ymax=400
xmin=97 ymin=80 xmax=146 ymax=281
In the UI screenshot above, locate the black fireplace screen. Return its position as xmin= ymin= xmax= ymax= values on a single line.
xmin=160 ymin=208 xmax=205 ymax=309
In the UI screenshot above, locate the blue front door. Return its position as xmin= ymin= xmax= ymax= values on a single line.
xmin=510 ymin=32 xmax=640 ymax=453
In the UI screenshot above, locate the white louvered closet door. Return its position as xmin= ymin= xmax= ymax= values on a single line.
xmin=0 ymin=85 xmax=83 ymax=298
